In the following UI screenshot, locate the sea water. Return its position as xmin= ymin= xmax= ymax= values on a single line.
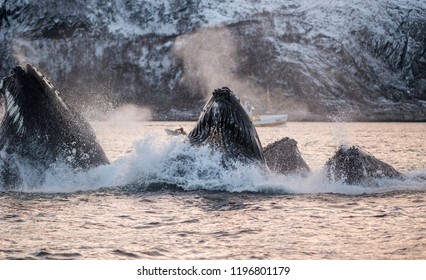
xmin=0 ymin=122 xmax=425 ymax=259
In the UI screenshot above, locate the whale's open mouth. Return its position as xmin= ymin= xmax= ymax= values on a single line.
xmin=0 ymin=63 xmax=109 ymax=178
xmin=6 ymin=64 xmax=68 ymax=107
xmin=1 ymin=67 xmax=26 ymax=135
xmin=0 ymin=64 xmax=75 ymax=135
xmin=188 ymin=87 xmax=265 ymax=164
xmin=326 ymin=145 xmax=403 ymax=184
xmin=25 ymin=64 xmax=69 ymax=109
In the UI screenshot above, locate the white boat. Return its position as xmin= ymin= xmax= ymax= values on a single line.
xmin=244 ymin=100 xmax=288 ymax=127
xmin=251 ymin=114 xmax=288 ymax=127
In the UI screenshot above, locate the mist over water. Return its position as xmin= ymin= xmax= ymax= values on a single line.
xmin=12 ymin=39 xmax=32 ymax=66
xmin=173 ymin=28 xmax=274 ymax=112
xmin=173 ymin=27 xmax=238 ymax=95
xmin=104 ymin=104 xmax=152 ymax=123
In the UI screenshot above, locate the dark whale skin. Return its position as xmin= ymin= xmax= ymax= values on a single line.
xmin=0 ymin=64 xmax=109 ymax=189
xmin=326 ymin=145 xmax=403 ymax=185
xmin=188 ymin=87 xmax=265 ymax=166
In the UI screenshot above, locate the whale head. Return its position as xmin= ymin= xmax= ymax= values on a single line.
xmin=325 ymin=145 xmax=403 ymax=185
xmin=188 ymin=87 xmax=265 ymax=165
xmin=0 ymin=64 xmax=72 ymax=136
xmin=0 ymin=64 xmax=109 ymax=187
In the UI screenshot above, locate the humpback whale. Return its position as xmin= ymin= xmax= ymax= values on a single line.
xmin=188 ymin=87 xmax=265 ymax=166
xmin=325 ymin=145 xmax=403 ymax=185
xmin=263 ymin=137 xmax=310 ymax=175
xmin=0 ymin=64 xmax=109 ymax=189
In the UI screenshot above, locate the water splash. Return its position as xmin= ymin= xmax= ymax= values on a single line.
xmin=27 ymin=136 xmax=426 ymax=195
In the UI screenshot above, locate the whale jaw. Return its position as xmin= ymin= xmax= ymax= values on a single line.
xmin=188 ymin=87 xmax=265 ymax=165
xmin=326 ymin=145 xmax=403 ymax=185
xmin=0 ymin=64 xmax=109 ymax=189
xmin=0 ymin=64 xmax=72 ymax=137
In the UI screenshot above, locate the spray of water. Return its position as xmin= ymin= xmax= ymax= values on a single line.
xmin=172 ymin=27 xmax=267 ymax=109
xmin=104 ymin=104 xmax=152 ymax=124
xmin=30 ymin=136 xmax=426 ymax=195
xmin=12 ymin=38 xmax=34 ymax=66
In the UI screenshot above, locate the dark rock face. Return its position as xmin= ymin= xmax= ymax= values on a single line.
xmin=1 ymin=0 xmax=425 ymax=121
xmin=325 ymin=145 xmax=403 ymax=185
xmin=263 ymin=137 xmax=310 ymax=175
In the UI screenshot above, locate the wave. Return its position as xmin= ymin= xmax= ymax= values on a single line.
xmin=2 ymin=136 xmax=426 ymax=195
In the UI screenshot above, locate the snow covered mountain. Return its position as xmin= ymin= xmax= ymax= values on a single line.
xmin=1 ymin=0 xmax=425 ymax=121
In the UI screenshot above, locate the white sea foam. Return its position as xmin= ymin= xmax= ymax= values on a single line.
xmin=33 ymin=136 xmax=426 ymax=195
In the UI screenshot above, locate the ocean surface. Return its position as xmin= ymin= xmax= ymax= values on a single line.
xmin=1 ymin=121 xmax=425 ymax=259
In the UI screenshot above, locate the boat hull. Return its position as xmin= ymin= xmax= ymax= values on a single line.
xmin=252 ymin=115 xmax=288 ymax=127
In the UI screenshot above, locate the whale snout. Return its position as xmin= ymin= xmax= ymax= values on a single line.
xmin=12 ymin=65 xmax=27 ymax=77
xmin=212 ymin=87 xmax=232 ymax=98
xmin=11 ymin=64 xmax=43 ymax=85
xmin=189 ymin=87 xmax=265 ymax=165
xmin=9 ymin=65 xmax=32 ymax=87
xmin=211 ymin=87 xmax=241 ymax=107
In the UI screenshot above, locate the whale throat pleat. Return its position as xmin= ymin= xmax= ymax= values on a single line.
xmin=4 ymin=86 xmax=25 ymax=134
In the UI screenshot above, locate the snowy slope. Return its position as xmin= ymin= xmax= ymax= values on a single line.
xmin=1 ymin=0 xmax=425 ymax=120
